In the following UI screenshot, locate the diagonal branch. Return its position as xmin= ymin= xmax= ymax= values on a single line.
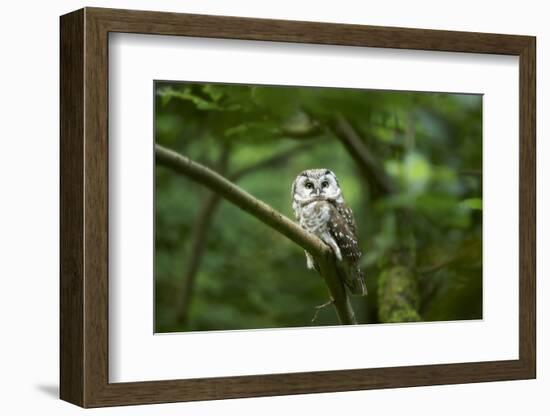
xmin=156 ymin=144 xmax=357 ymax=324
xmin=176 ymin=140 xmax=320 ymax=325
xmin=332 ymin=114 xmax=396 ymax=194
xmin=156 ymin=144 xmax=325 ymax=256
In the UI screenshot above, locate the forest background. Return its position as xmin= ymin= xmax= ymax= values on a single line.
xmin=154 ymin=82 xmax=483 ymax=332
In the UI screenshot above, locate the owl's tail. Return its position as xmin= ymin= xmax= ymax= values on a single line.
xmin=343 ymin=264 xmax=368 ymax=296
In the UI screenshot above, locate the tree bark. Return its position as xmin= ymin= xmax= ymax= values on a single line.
xmin=331 ymin=115 xmax=396 ymax=195
xmin=156 ymin=144 xmax=357 ymax=325
xmin=377 ymin=265 xmax=421 ymax=322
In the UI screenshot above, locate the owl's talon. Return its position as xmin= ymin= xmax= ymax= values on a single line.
xmin=305 ymin=252 xmax=315 ymax=270
xmin=310 ymin=298 xmax=334 ymax=323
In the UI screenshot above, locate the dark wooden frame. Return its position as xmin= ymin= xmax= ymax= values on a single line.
xmin=60 ymin=7 xmax=536 ymax=408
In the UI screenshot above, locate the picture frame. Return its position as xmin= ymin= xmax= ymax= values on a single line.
xmin=60 ymin=7 xmax=536 ymax=408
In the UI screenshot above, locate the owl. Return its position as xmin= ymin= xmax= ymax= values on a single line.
xmin=291 ymin=169 xmax=367 ymax=296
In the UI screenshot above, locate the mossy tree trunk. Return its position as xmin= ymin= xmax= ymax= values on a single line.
xmin=331 ymin=116 xmax=422 ymax=323
xmin=378 ymin=265 xmax=421 ymax=322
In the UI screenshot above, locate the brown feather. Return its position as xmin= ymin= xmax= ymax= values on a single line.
xmin=327 ymin=202 xmax=367 ymax=296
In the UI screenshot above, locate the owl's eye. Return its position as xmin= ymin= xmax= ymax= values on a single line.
xmin=321 ymin=181 xmax=329 ymax=188
xmin=305 ymin=182 xmax=314 ymax=189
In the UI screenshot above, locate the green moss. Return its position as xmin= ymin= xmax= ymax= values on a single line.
xmin=378 ymin=266 xmax=421 ymax=323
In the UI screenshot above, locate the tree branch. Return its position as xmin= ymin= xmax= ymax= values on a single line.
xmin=176 ymin=140 xmax=321 ymax=326
xmin=331 ymin=115 xmax=396 ymax=194
xmin=177 ymin=144 xmax=231 ymax=325
xmin=177 ymin=192 xmax=222 ymax=325
xmin=231 ymin=140 xmax=320 ymax=181
xmin=156 ymin=144 xmax=357 ymax=324
xmin=330 ymin=116 xmax=422 ymax=323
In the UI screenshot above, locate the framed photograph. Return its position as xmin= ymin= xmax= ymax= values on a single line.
xmin=60 ymin=7 xmax=536 ymax=408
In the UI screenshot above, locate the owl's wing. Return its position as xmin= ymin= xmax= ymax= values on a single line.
xmin=336 ymin=202 xmax=358 ymax=235
xmin=327 ymin=204 xmax=362 ymax=263
xmin=328 ymin=203 xmax=367 ymax=296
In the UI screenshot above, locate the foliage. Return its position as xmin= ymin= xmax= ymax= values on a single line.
xmin=155 ymin=81 xmax=482 ymax=332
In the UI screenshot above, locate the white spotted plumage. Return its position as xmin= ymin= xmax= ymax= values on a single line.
xmin=291 ymin=169 xmax=367 ymax=296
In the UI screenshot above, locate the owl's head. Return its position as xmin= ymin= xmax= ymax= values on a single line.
xmin=292 ymin=169 xmax=343 ymax=206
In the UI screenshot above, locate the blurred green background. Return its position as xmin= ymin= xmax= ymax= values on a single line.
xmin=154 ymin=81 xmax=482 ymax=332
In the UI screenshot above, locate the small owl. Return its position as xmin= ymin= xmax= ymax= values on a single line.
xmin=291 ymin=169 xmax=367 ymax=296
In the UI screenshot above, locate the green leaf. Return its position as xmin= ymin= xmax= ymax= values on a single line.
xmin=202 ymin=84 xmax=224 ymax=102
xmin=157 ymin=87 xmax=224 ymax=111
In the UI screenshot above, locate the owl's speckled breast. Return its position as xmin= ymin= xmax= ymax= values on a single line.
xmin=299 ymin=200 xmax=331 ymax=234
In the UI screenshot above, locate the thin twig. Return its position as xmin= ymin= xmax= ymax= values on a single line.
xmin=231 ymin=140 xmax=320 ymax=181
